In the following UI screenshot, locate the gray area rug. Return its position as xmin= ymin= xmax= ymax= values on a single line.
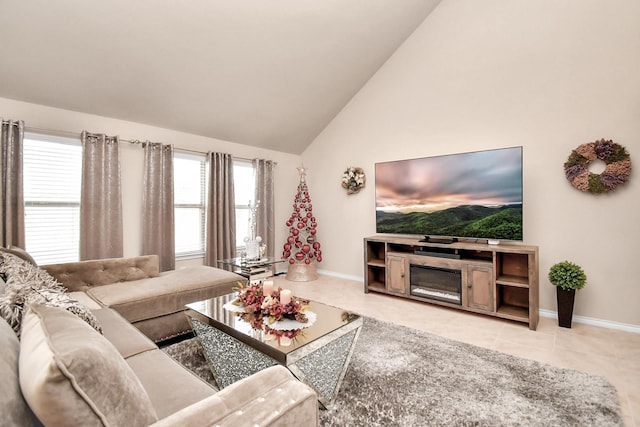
xmin=163 ymin=317 xmax=623 ymax=426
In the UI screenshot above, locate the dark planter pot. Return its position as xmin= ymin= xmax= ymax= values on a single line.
xmin=556 ymin=287 xmax=576 ymax=328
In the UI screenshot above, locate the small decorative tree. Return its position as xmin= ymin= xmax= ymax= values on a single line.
xmin=281 ymin=166 xmax=321 ymax=281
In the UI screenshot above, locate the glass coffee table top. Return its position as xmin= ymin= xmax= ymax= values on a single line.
xmin=185 ymin=293 xmax=360 ymax=363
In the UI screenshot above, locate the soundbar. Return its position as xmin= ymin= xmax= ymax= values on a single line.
xmin=419 ymin=236 xmax=458 ymax=244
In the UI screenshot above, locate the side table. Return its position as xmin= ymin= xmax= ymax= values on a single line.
xmin=217 ymin=257 xmax=285 ymax=283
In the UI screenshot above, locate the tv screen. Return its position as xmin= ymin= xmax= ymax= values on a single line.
xmin=375 ymin=146 xmax=523 ymax=241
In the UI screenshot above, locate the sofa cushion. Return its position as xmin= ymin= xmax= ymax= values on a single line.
xmin=68 ymin=290 xmax=103 ymax=310
xmin=0 ymin=317 xmax=36 ymax=427
xmin=125 ymin=348 xmax=216 ymax=419
xmin=91 ymin=307 xmax=157 ymax=359
xmin=19 ymin=304 xmax=158 ymax=427
xmin=87 ymin=266 xmax=242 ymax=323
xmin=0 ymin=253 xmax=102 ymax=336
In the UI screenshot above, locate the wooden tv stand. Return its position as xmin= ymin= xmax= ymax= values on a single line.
xmin=364 ymin=235 xmax=539 ymax=330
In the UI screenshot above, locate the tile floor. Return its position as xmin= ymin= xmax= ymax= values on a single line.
xmin=272 ymin=274 xmax=640 ymax=427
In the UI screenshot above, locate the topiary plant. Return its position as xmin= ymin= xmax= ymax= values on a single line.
xmin=548 ymin=261 xmax=587 ymax=291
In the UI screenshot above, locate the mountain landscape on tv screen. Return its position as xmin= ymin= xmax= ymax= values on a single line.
xmin=376 ymin=204 xmax=523 ymax=241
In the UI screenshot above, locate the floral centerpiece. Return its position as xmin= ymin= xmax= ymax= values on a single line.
xmin=230 ymin=281 xmax=313 ymax=344
xmin=231 ymin=282 xmax=266 ymax=328
xmin=263 ymin=326 xmax=304 ymax=346
xmin=261 ymin=293 xmax=310 ymax=324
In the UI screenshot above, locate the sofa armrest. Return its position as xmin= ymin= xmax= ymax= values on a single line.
xmin=42 ymin=255 xmax=160 ymax=292
xmin=150 ymin=365 xmax=318 ymax=427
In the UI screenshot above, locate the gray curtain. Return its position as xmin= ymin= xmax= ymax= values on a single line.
xmin=80 ymin=131 xmax=123 ymax=260
xmin=0 ymin=119 xmax=25 ymax=248
xmin=205 ymin=152 xmax=236 ymax=268
xmin=141 ymin=142 xmax=175 ymax=271
xmin=253 ymin=159 xmax=275 ymax=259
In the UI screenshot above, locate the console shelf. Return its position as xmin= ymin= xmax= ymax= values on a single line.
xmin=364 ymin=235 xmax=539 ymax=330
xmin=496 ymin=275 xmax=529 ymax=287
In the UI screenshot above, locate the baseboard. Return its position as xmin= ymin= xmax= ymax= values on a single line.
xmin=539 ymin=309 xmax=640 ymax=334
xmin=316 ymin=269 xmax=363 ymax=283
xmin=317 ymin=270 xmax=640 ymax=334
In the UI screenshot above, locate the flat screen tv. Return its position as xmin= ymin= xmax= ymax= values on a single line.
xmin=375 ymin=146 xmax=523 ymax=242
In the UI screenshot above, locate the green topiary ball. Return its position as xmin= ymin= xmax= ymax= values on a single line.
xmin=548 ymin=261 xmax=587 ymax=291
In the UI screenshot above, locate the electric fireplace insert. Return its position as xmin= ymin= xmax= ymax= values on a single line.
xmin=409 ymin=264 xmax=462 ymax=305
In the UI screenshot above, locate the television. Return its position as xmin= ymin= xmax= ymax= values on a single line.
xmin=375 ymin=146 xmax=523 ymax=242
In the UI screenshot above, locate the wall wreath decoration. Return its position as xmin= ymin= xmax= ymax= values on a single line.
xmin=564 ymin=139 xmax=632 ymax=194
xmin=341 ymin=167 xmax=366 ymax=194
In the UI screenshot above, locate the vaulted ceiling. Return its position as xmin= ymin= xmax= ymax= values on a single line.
xmin=0 ymin=0 xmax=442 ymax=154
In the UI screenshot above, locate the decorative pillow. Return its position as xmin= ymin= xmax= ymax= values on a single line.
xmin=0 ymin=253 xmax=102 ymax=336
xmin=19 ymin=304 xmax=158 ymax=427
xmin=0 ymin=274 xmax=6 ymax=296
xmin=0 ymin=317 xmax=36 ymax=427
xmin=0 ymin=246 xmax=38 ymax=266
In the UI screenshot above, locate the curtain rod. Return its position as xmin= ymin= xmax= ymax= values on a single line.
xmin=23 ymin=125 xmax=274 ymax=164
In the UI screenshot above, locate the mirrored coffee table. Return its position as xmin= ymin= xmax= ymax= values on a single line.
xmin=185 ymin=293 xmax=362 ymax=407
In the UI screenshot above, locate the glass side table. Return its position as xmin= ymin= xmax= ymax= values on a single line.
xmin=217 ymin=257 xmax=285 ymax=282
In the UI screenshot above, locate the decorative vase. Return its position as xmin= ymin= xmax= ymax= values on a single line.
xmin=556 ymin=287 xmax=576 ymax=328
xmin=245 ymin=238 xmax=261 ymax=261
xmin=285 ymin=263 xmax=318 ymax=282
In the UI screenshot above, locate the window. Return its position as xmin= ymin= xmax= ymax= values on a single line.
xmin=233 ymin=160 xmax=256 ymax=250
xmin=23 ymin=132 xmax=82 ymax=265
xmin=174 ymin=152 xmax=207 ymax=259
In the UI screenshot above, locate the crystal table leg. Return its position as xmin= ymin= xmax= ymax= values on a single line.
xmin=191 ymin=319 xmax=278 ymax=389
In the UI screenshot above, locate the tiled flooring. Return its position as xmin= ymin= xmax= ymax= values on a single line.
xmin=272 ymin=274 xmax=640 ymax=427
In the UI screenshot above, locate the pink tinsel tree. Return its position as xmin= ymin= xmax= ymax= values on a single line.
xmin=281 ymin=166 xmax=322 ymax=266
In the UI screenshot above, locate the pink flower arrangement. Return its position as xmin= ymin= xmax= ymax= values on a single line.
xmin=261 ymin=293 xmax=310 ymax=324
xmin=232 ymin=281 xmax=310 ymax=337
xmin=263 ymin=325 xmax=305 ymax=346
xmin=232 ymin=282 xmax=264 ymax=313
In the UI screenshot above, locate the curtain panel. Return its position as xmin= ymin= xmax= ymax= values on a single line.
xmin=0 ymin=119 xmax=25 ymax=248
xmin=205 ymin=152 xmax=236 ymax=268
xmin=253 ymin=159 xmax=275 ymax=259
xmin=80 ymin=131 xmax=123 ymax=260
xmin=141 ymin=142 xmax=175 ymax=271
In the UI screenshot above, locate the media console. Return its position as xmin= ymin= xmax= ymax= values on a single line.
xmin=364 ymin=235 xmax=539 ymax=330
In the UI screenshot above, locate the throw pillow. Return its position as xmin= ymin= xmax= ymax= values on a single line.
xmin=0 ymin=316 xmax=37 ymax=427
xmin=19 ymin=304 xmax=158 ymax=427
xmin=0 ymin=246 xmax=38 ymax=266
xmin=0 ymin=253 xmax=102 ymax=336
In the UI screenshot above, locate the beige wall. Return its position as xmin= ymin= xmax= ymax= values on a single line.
xmin=0 ymin=97 xmax=302 ymax=268
xmin=2 ymin=0 xmax=638 ymax=327
xmin=302 ymin=0 xmax=640 ymax=326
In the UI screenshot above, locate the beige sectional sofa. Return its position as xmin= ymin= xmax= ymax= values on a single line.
xmin=0 ymin=250 xmax=320 ymax=426
xmin=42 ymin=254 xmax=244 ymax=342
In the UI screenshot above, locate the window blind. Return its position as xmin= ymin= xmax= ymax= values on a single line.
xmin=174 ymin=152 xmax=207 ymax=258
xmin=23 ymin=133 xmax=82 ymax=265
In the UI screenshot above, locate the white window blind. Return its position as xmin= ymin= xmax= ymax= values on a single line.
xmin=174 ymin=152 xmax=207 ymax=258
xmin=23 ymin=132 xmax=82 ymax=265
xmin=233 ymin=160 xmax=256 ymax=249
